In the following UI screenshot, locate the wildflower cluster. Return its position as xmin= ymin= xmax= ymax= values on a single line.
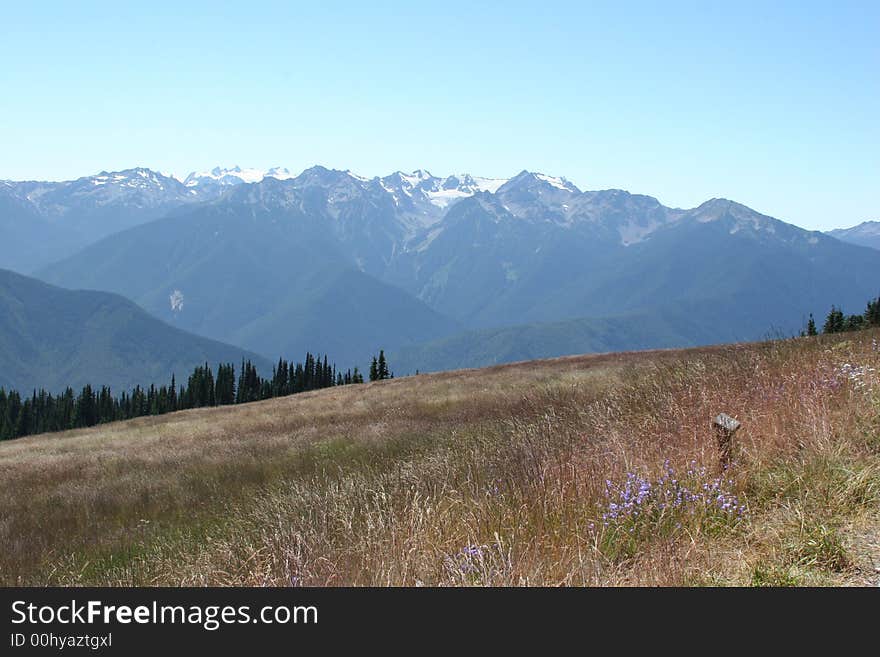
xmin=836 ymin=363 xmax=876 ymax=391
xmin=811 ymin=363 xmax=845 ymax=392
xmin=600 ymin=461 xmax=746 ymax=540
xmin=760 ymin=381 xmax=786 ymax=401
xmin=444 ymin=544 xmax=489 ymax=576
xmin=443 ymin=541 xmax=510 ymax=583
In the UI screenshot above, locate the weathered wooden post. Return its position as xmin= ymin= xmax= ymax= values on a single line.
xmin=713 ymin=413 xmax=741 ymax=468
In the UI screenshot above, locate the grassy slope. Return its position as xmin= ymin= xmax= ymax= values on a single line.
xmin=1 ymin=332 xmax=878 ymax=586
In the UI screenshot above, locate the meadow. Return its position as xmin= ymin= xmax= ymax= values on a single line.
xmin=1 ymin=331 xmax=878 ymax=586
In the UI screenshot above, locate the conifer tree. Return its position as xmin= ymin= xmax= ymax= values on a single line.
xmin=845 ymin=314 xmax=865 ymax=331
xmin=169 ymin=374 xmax=177 ymax=411
xmin=377 ymin=350 xmax=389 ymax=380
xmin=823 ymin=306 xmax=845 ymax=334
xmin=866 ymin=296 xmax=880 ymax=326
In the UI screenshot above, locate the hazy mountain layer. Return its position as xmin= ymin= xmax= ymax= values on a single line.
xmin=0 ymin=268 xmax=270 ymax=393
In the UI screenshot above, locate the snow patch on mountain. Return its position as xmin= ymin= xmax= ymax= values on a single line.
xmin=169 ymin=289 xmax=184 ymax=312
xmin=534 ymin=173 xmax=578 ymax=192
xmin=397 ymin=170 xmax=434 ymax=189
xmin=424 ymin=187 xmax=472 ymax=208
xmin=88 ymin=169 xmax=167 ymax=188
xmin=182 ymin=166 xmax=294 ymax=187
xmin=423 ymin=174 xmax=509 ymax=208
xmin=471 ymin=176 xmax=508 ymax=194
xmin=176 ymin=166 xmax=511 ymax=214
xmin=345 ymin=170 xmax=370 ymax=182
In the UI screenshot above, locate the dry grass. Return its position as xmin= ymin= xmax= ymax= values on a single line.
xmin=1 ymin=334 xmax=878 ymax=586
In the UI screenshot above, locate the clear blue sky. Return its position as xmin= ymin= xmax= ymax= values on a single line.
xmin=1 ymin=1 xmax=877 ymax=230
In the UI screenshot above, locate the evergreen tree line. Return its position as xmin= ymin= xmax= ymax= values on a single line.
xmin=368 ymin=350 xmax=392 ymax=382
xmin=802 ymin=295 xmax=880 ymax=336
xmin=0 ymin=352 xmax=366 ymax=441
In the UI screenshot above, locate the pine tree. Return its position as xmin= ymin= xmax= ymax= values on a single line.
xmin=369 ymin=356 xmax=378 ymax=382
xmin=206 ymin=363 xmax=216 ymax=406
xmin=3 ymin=390 xmax=21 ymax=439
xmin=377 ymin=350 xmax=388 ymax=380
xmin=0 ymin=388 xmax=9 ymax=440
xmin=16 ymin=396 xmax=33 ymax=437
xmin=806 ymin=314 xmax=818 ymax=336
xmin=845 ymin=314 xmax=865 ymax=331
xmin=823 ymin=306 xmax=845 ymax=334
xmin=169 ymin=374 xmax=177 ymax=411
xmin=866 ymin=296 xmax=880 ymax=326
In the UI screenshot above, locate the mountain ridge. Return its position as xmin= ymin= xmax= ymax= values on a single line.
xmin=0 ymin=268 xmax=271 ymax=393
xmin=827 ymin=220 xmax=880 ymax=251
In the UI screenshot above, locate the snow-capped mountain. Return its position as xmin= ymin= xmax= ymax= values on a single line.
xmin=5 ymin=167 xmax=195 ymax=210
xmin=181 ymin=166 xmax=295 ymax=190
xmin=0 ymin=168 xmax=205 ymax=271
xmin=5 ymin=163 xmax=841 ymax=278
xmin=377 ymin=170 xmax=508 ymax=210
xmin=48 ymin=167 xmax=197 ymax=210
xmin=177 ymin=166 xmax=511 ymax=229
xmin=6 ymin=164 xmax=854 ymax=284
xmin=189 ymin=165 xmax=513 ymax=239
xmin=0 ymin=164 xmax=515 ymax=263
xmin=491 ymin=170 xmax=582 ymax=223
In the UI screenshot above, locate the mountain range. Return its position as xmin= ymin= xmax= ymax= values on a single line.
xmin=0 ymin=166 xmax=507 ymax=273
xmin=1 ymin=169 xmax=201 ymax=272
xmin=3 ymin=164 xmax=879 ymax=387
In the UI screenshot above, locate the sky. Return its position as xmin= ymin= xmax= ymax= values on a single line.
xmin=1 ymin=1 xmax=877 ymax=230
